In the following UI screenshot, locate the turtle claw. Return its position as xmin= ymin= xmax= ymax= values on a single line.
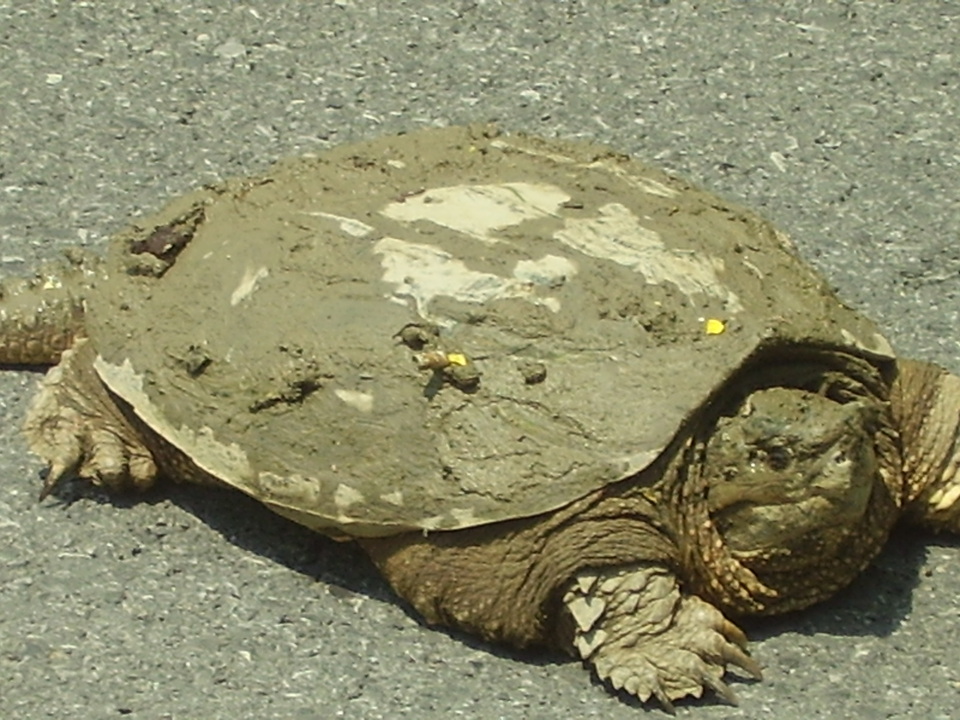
xmin=36 ymin=435 xmax=82 ymax=500
xmin=38 ymin=463 xmax=70 ymax=501
xmin=701 ymin=671 xmax=738 ymax=707
xmin=722 ymin=637 xmax=763 ymax=681
xmin=648 ymin=680 xmax=676 ymax=714
xmin=564 ymin=564 xmax=760 ymax=707
xmin=23 ymin=339 xmax=157 ymax=499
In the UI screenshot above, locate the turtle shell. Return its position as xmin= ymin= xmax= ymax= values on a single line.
xmin=86 ymin=125 xmax=894 ymax=537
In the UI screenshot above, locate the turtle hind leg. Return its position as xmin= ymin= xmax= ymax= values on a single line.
xmin=562 ymin=564 xmax=761 ymax=709
xmin=0 ymin=262 xmax=89 ymax=366
xmin=892 ymin=360 xmax=960 ymax=533
xmin=24 ymin=337 xmax=157 ymax=499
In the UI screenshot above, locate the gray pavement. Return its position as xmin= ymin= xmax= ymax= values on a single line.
xmin=1 ymin=2 xmax=958 ymax=718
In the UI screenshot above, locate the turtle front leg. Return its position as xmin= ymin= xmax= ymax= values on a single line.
xmin=360 ymin=489 xmax=761 ymax=708
xmin=24 ymin=338 xmax=157 ymax=498
xmin=892 ymin=360 xmax=960 ymax=533
xmin=562 ymin=564 xmax=760 ymax=709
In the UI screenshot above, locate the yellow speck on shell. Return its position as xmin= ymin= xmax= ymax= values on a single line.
xmin=704 ymin=318 xmax=726 ymax=335
xmin=446 ymin=352 xmax=468 ymax=366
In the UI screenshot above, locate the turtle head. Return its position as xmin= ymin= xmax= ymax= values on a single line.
xmin=700 ymin=384 xmax=893 ymax=610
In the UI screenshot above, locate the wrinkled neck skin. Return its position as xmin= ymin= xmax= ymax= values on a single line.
xmin=361 ymin=482 xmax=678 ymax=650
xmin=891 ymin=359 xmax=960 ymax=533
xmin=0 ymin=253 xmax=95 ymax=366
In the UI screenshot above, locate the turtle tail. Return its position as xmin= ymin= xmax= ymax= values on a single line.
xmin=0 ymin=258 xmax=91 ymax=366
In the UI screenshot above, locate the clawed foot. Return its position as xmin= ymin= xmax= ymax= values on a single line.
xmin=23 ymin=339 xmax=157 ymax=499
xmin=563 ymin=564 xmax=762 ymax=710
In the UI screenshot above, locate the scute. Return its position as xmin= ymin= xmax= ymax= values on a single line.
xmin=84 ymin=125 xmax=892 ymax=536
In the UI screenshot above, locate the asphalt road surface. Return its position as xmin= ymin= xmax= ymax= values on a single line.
xmin=1 ymin=2 xmax=958 ymax=718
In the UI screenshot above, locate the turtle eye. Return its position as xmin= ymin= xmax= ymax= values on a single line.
xmin=765 ymin=444 xmax=793 ymax=472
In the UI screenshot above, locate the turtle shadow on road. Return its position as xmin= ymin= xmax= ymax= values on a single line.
xmin=158 ymin=480 xmax=955 ymax=712
xmin=53 ymin=472 xmax=945 ymax=653
xmin=157 ymin=481 xmax=578 ymax=662
xmin=743 ymin=526 xmax=950 ymax=642
xmin=161 ymin=480 xmax=946 ymax=646
xmin=163 ymin=483 xmax=396 ymax=600
xmin=135 ymin=478 xmax=948 ymax=647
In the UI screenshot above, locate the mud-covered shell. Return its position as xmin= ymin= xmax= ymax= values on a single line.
xmin=86 ymin=126 xmax=893 ymax=537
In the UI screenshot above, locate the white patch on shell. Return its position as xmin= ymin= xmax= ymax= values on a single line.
xmin=449 ymin=507 xmax=479 ymax=526
xmin=301 ymin=210 xmax=374 ymax=238
xmin=333 ymin=388 xmax=374 ymax=413
xmin=230 ymin=266 xmax=269 ymax=306
xmin=334 ymin=483 xmax=365 ymax=509
xmin=373 ymin=237 xmax=572 ymax=323
xmin=554 ymin=202 xmax=743 ymax=311
xmin=488 ymin=138 xmax=679 ymax=198
xmin=513 ymin=254 xmax=578 ymax=285
xmin=379 ymin=490 xmax=404 ymax=506
xmin=608 ymin=451 xmax=658 ymax=482
xmin=380 ymin=182 xmax=570 ymax=242
xmin=256 ymin=471 xmax=321 ymax=506
xmin=419 ymin=515 xmax=445 ymax=531
xmin=585 ymin=161 xmax=678 ymax=198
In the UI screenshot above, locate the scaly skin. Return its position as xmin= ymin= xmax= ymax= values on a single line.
xmin=892 ymin=359 xmax=960 ymax=533
xmin=2 ymin=266 xmax=959 ymax=707
xmin=0 ymin=256 xmax=92 ymax=365
xmin=562 ymin=564 xmax=761 ymax=709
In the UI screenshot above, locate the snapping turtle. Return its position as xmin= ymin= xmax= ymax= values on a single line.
xmin=2 ymin=126 xmax=958 ymax=707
